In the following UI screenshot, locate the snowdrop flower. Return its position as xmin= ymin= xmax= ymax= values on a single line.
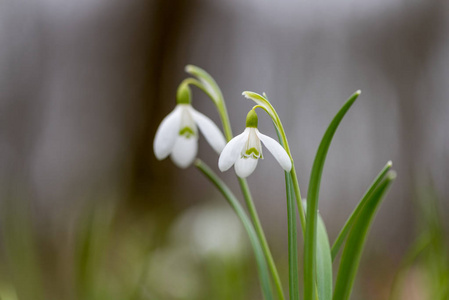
xmin=219 ymin=110 xmax=292 ymax=178
xmin=153 ymin=83 xmax=226 ymax=168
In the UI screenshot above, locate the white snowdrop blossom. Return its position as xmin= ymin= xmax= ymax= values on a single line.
xmin=218 ymin=110 xmax=292 ymax=178
xmin=153 ymin=86 xmax=226 ymax=168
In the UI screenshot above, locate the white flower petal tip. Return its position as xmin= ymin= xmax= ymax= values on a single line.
xmin=218 ymin=130 xmax=249 ymax=172
xmin=255 ymin=130 xmax=292 ymax=171
xmin=218 ymin=127 xmax=291 ymax=177
xmin=153 ymin=106 xmax=182 ymax=160
xmin=190 ymin=107 xmax=226 ymax=154
xmin=170 ymin=135 xmax=198 ymax=168
xmin=234 ymin=157 xmax=258 ymax=178
xmin=153 ymin=104 xmax=226 ymax=168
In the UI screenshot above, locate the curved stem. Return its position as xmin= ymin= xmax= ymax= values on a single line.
xmin=238 ymin=177 xmax=286 ymax=300
xmin=249 ymin=96 xmax=307 ymax=237
xmin=216 ymin=94 xmax=285 ymax=300
xmin=290 ymin=167 xmax=306 ymax=237
xmin=195 ymin=159 xmax=274 ymax=300
xmin=185 ymin=76 xmax=285 ymax=300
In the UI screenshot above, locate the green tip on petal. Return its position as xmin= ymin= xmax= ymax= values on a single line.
xmin=246 ymin=110 xmax=258 ymax=128
xmin=177 ymin=82 xmax=191 ymax=104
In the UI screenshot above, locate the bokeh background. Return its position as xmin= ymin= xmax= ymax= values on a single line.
xmin=0 ymin=0 xmax=448 ymax=299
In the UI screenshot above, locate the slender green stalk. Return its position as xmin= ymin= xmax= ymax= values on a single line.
xmin=274 ymin=123 xmax=301 ymax=300
xmin=195 ymin=159 xmax=274 ymax=300
xmin=185 ymin=66 xmax=285 ymax=300
xmin=237 ymin=177 xmax=286 ymax=300
xmin=290 ymin=168 xmax=306 ymax=237
xmin=331 ymin=161 xmax=392 ymax=261
xmin=333 ymin=173 xmax=395 ymax=300
xmin=243 ymin=92 xmax=307 ymax=236
xmin=285 ymin=172 xmax=300 ymax=300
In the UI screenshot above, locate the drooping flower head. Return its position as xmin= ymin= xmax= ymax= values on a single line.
xmin=218 ymin=109 xmax=292 ymax=178
xmin=153 ymin=83 xmax=226 ymax=168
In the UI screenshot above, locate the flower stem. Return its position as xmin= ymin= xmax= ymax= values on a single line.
xmin=195 ymin=159 xmax=274 ymax=300
xmin=290 ymin=167 xmax=306 ymax=237
xmin=218 ymin=96 xmax=286 ymax=300
xmin=238 ymin=177 xmax=286 ymax=300
xmin=245 ymin=93 xmax=307 ymax=237
xmin=183 ymin=71 xmax=285 ymax=300
xmin=216 ymin=98 xmax=286 ymax=300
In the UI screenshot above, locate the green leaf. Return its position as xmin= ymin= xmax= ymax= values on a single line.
xmin=317 ymin=214 xmax=333 ymax=300
xmin=302 ymin=202 xmax=333 ymax=300
xmin=184 ymin=65 xmax=233 ymax=141
xmin=285 ymin=172 xmax=300 ymax=300
xmin=331 ymin=161 xmax=392 ymax=261
xmin=195 ymin=160 xmax=274 ymax=300
xmin=185 ymin=65 xmax=223 ymax=104
xmin=242 ymin=91 xmax=278 ymax=126
xmin=304 ymin=90 xmax=360 ymax=300
xmin=333 ymin=173 xmax=395 ymax=300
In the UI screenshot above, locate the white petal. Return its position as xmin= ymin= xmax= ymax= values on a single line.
xmin=153 ymin=106 xmax=182 ymax=160
xmin=170 ymin=135 xmax=198 ymax=168
xmin=234 ymin=157 xmax=258 ymax=178
xmin=218 ymin=129 xmax=249 ymax=172
xmin=190 ymin=107 xmax=226 ymax=154
xmin=256 ymin=129 xmax=292 ymax=171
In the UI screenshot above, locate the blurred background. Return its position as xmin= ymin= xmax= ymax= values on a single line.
xmin=0 ymin=0 xmax=448 ymax=299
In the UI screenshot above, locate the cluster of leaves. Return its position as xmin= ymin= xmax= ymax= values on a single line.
xmin=185 ymin=66 xmax=396 ymax=300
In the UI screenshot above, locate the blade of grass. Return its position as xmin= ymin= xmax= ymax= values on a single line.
xmin=74 ymin=199 xmax=115 ymax=299
xmin=389 ymin=233 xmax=432 ymax=300
xmin=195 ymin=159 xmax=274 ymax=300
xmin=316 ymin=215 xmax=332 ymax=300
xmin=331 ymin=161 xmax=392 ymax=261
xmin=1 ymin=197 xmax=45 ymax=300
xmin=285 ymin=172 xmax=300 ymax=300
xmin=333 ymin=172 xmax=395 ymax=300
xmin=304 ymin=91 xmax=360 ymax=300
xmin=302 ymin=202 xmax=333 ymax=300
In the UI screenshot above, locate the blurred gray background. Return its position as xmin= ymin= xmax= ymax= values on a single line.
xmin=0 ymin=0 xmax=448 ymax=298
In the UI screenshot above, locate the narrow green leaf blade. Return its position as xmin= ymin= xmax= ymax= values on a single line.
xmin=304 ymin=90 xmax=360 ymax=300
xmin=317 ymin=214 xmax=333 ymax=300
xmin=331 ymin=161 xmax=392 ymax=261
xmin=333 ymin=173 xmax=395 ymax=300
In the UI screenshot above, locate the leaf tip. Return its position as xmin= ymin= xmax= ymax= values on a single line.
xmin=355 ymin=89 xmax=361 ymax=95
xmin=387 ymin=160 xmax=393 ymax=167
xmin=387 ymin=170 xmax=397 ymax=180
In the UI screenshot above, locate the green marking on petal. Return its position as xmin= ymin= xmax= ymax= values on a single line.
xmin=179 ymin=127 xmax=195 ymax=138
xmin=245 ymin=147 xmax=260 ymax=156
